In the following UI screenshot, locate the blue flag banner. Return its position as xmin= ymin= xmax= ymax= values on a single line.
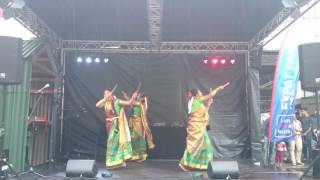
xmin=266 ymin=17 xmax=320 ymax=144
xmin=268 ymin=35 xmax=300 ymax=143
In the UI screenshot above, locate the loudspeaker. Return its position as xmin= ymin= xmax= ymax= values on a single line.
xmin=0 ymin=36 xmax=23 ymax=84
xmin=298 ymin=42 xmax=320 ymax=91
xmin=207 ymin=160 xmax=239 ymax=179
xmin=66 ymin=159 xmax=98 ymax=178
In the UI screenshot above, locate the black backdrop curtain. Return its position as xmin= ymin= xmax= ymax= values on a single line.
xmin=62 ymin=53 xmax=248 ymax=159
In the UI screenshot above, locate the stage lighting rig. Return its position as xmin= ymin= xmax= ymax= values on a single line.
xmin=202 ymin=55 xmax=237 ymax=68
xmin=75 ymin=54 xmax=110 ymax=64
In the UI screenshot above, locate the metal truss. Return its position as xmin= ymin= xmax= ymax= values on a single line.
xmin=0 ymin=0 xmax=62 ymax=47
xmin=147 ymin=0 xmax=162 ymax=50
xmin=249 ymin=0 xmax=320 ymax=50
xmin=159 ymin=42 xmax=248 ymax=54
xmin=62 ymin=40 xmax=249 ymax=54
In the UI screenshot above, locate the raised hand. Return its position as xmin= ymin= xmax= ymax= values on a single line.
xmin=220 ymin=82 xmax=230 ymax=90
xmin=122 ymin=91 xmax=129 ymax=100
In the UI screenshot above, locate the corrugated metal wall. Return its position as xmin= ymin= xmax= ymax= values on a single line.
xmin=0 ymin=58 xmax=32 ymax=172
xmin=27 ymin=90 xmax=52 ymax=165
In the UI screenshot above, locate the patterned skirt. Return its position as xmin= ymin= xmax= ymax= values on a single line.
xmin=179 ymin=132 xmax=213 ymax=170
xmin=106 ymin=120 xmax=132 ymax=168
xmin=130 ymin=129 xmax=147 ymax=161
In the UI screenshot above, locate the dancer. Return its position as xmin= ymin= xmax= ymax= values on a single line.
xmin=179 ymin=82 xmax=229 ymax=171
xmin=96 ymin=88 xmax=136 ymax=169
xmin=130 ymin=92 xmax=155 ymax=162
xmin=96 ymin=89 xmax=116 ymax=134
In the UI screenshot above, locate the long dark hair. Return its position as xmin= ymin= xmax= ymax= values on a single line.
xmin=190 ymin=89 xmax=198 ymax=97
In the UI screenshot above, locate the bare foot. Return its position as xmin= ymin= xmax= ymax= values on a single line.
xmin=137 ymin=155 xmax=147 ymax=163
xmin=137 ymin=158 xmax=146 ymax=163
xmin=179 ymin=163 xmax=189 ymax=172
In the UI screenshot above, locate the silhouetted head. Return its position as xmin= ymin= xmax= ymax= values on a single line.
xmin=190 ymin=89 xmax=202 ymax=97
xmin=104 ymin=90 xmax=113 ymax=100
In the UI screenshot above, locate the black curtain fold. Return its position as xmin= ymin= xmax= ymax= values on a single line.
xmin=248 ymin=65 xmax=263 ymax=162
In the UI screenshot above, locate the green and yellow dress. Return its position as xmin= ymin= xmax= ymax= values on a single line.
xmin=106 ymin=100 xmax=132 ymax=168
xmin=130 ymin=101 xmax=155 ymax=161
xmin=179 ymin=97 xmax=213 ymax=170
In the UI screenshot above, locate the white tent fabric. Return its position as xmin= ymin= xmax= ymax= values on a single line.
xmin=0 ymin=17 xmax=36 ymax=40
xmin=264 ymin=2 xmax=320 ymax=50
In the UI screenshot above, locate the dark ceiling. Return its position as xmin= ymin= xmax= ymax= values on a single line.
xmin=26 ymin=0 xmax=283 ymax=42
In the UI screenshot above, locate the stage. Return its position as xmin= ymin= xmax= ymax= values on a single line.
xmin=8 ymin=159 xmax=319 ymax=180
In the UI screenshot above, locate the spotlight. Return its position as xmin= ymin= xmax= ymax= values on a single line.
xmin=230 ymin=59 xmax=236 ymax=64
xmin=94 ymin=57 xmax=100 ymax=63
xmin=203 ymin=59 xmax=208 ymax=64
xmin=220 ymin=59 xmax=226 ymax=64
xmin=7 ymin=0 xmax=26 ymax=9
xmin=211 ymin=59 xmax=218 ymax=64
xmin=104 ymin=58 xmax=109 ymax=63
xmin=86 ymin=57 xmax=92 ymax=63
xmin=76 ymin=57 xmax=83 ymax=63
xmin=281 ymin=0 xmax=297 ymax=8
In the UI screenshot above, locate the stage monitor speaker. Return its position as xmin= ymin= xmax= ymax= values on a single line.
xmin=0 ymin=36 xmax=23 ymax=84
xmin=66 ymin=159 xmax=97 ymax=178
xmin=207 ymin=160 xmax=239 ymax=179
xmin=298 ymin=42 xmax=320 ymax=91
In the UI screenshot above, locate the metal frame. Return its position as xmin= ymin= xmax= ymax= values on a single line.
xmin=1 ymin=0 xmax=318 ymax=53
xmin=249 ymin=0 xmax=320 ymax=50
xmin=0 ymin=0 xmax=62 ymax=47
xmin=62 ymin=40 xmax=249 ymax=54
xmin=147 ymin=0 xmax=162 ymax=50
xmin=3 ymin=0 xmax=319 ymax=164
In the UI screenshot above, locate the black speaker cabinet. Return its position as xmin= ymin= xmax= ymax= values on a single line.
xmin=66 ymin=159 xmax=98 ymax=178
xmin=0 ymin=36 xmax=23 ymax=84
xmin=298 ymin=42 xmax=320 ymax=91
xmin=207 ymin=160 xmax=239 ymax=179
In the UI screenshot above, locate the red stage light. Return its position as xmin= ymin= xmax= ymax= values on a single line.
xmin=221 ymin=59 xmax=226 ymax=64
xmin=230 ymin=59 xmax=236 ymax=64
xmin=203 ymin=59 xmax=208 ymax=64
xmin=212 ymin=59 xmax=218 ymax=64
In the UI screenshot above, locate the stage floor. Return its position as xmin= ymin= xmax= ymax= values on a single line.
xmin=10 ymin=159 xmax=319 ymax=180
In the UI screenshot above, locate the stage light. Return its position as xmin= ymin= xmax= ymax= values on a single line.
xmin=76 ymin=57 xmax=82 ymax=63
xmin=203 ymin=59 xmax=208 ymax=64
xmin=104 ymin=58 xmax=109 ymax=63
xmin=94 ymin=57 xmax=100 ymax=63
xmin=230 ymin=59 xmax=236 ymax=64
xmin=212 ymin=59 xmax=218 ymax=64
xmin=220 ymin=59 xmax=226 ymax=64
xmin=7 ymin=0 xmax=26 ymax=9
xmin=281 ymin=0 xmax=297 ymax=8
xmin=86 ymin=57 xmax=92 ymax=63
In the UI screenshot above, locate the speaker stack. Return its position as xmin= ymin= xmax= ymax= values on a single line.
xmin=298 ymin=42 xmax=320 ymax=91
xmin=0 ymin=36 xmax=23 ymax=84
xmin=298 ymin=42 xmax=320 ymax=178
